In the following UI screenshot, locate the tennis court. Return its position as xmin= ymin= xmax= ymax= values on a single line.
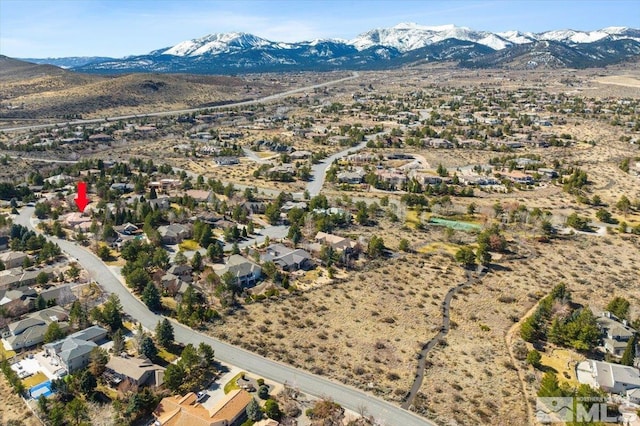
xmin=428 ymin=217 xmax=482 ymax=231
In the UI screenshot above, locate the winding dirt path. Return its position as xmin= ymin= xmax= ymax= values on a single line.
xmin=505 ymin=300 xmax=541 ymax=426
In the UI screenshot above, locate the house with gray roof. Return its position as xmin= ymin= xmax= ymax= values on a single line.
xmin=158 ymin=223 xmax=191 ymax=245
xmin=44 ymin=325 xmax=108 ymax=373
xmin=105 ymin=355 xmax=165 ymax=390
xmin=215 ymin=255 xmax=261 ymax=288
xmin=0 ymin=268 xmax=53 ymax=291
xmin=0 ymin=251 xmax=29 ymax=269
xmin=262 ymin=244 xmax=313 ymax=272
xmin=596 ymin=311 xmax=637 ymax=358
xmin=40 ymin=284 xmax=77 ymax=306
xmin=577 ymin=359 xmax=640 ymax=394
xmin=149 ymin=196 xmax=170 ymax=211
xmin=2 ymin=306 xmax=69 ymax=351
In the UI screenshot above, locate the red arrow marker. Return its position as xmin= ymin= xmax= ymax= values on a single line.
xmin=74 ymin=181 xmax=89 ymax=212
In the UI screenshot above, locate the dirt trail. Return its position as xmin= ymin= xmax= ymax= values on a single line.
xmin=505 ymin=300 xmax=541 ymax=426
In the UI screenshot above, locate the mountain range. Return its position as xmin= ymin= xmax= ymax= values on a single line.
xmin=21 ymin=23 xmax=640 ymax=74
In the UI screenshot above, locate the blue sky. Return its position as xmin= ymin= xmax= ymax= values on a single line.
xmin=1 ymin=0 xmax=638 ymax=58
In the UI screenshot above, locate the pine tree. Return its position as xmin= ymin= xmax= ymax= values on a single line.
xmin=621 ymin=335 xmax=636 ymax=366
xmin=548 ymin=318 xmax=564 ymax=345
xmin=142 ymin=282 xmax=161 ymax=312
xmin=35 ymin=294 xmax=46 ymax=311
xmin=538 ymin=372 xmax=562 ymax=397
xmin=246 ymin=398 xmax=262 ymax=421
xmin=140 ymin=336 xmax=158 ymax=360
xmin=520 ymin=316 xmax=537 ymax=342
xmin=191 ymin=251 xmax=203 ymax=272
xmin=155 ymin=318 xmax=175 ymax=348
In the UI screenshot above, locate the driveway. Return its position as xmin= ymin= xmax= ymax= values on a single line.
xmin=200 ymin=365 xmax=242 ymax=410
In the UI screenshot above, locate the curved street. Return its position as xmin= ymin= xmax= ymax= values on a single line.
xmin=16 ymin=207 xmax=434 ymax=426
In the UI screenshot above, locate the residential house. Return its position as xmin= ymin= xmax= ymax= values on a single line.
xmin=186 ymin=189 xmax=213 ymax=203
xmin=43 ymin=325 xmax=108 ymax=373
xmin=0 ymin=286 xmax=37 ymax=317
xmin=105 ymin=355 xmax=165 ymax=392
xmin=158 ymin=224 xmax=192 ymax=245
xmin=0 ymin=251 xmax=29 ymax=269
xmin=159 ymin=273 xmax=186 ymax=297
xmin=345 ymin=153 xmax=378 ymax=164
xmin=149 ymin=196 xmax=171 ymax=211
xmin=63 ymin=212 xmax=93 ymax=231
xmin=502 ymin=171 xmax=535 ymax=185
xmin=88 ymin=133 xmax=113 ymax=143
xmin=0 ymin=268 xmax=52 ymax=291
xmin=538 ymin=168 xmax=558 ymax=178
xmin=424 ymin=138 xmax=454 ymax=149
xmin=1 ymin=306 xmax=69 ymax=351
xmin=110 ymin=183 xmax=135 ymax=192
xmin=113 ymin=222 xmax=140 ymax=239
xmin=243 ymin=202 xmax=266 ymax=215
xmin=314 ymin=232 xmax=357 ymax=252
xmin=597 ymin=311 xmax=637 ymax=358
xmin=374 ymin=169 xmax=407 ymax=188
xmin=281 ymin=201 xmax=307 ymax=213
xmin=215 ymin=255 xmax=261 ymax=288
xmin=154 ymin=389 xmax=252 ymax=426
xmin=214 ymin=157 xmax=240 ymax=166
xmin=409 ymin=171 xmax=443 ymax=186
xmin=577 ymin=359 xmax=640 ymax=394
xmin=167 ymin=264 xmax=193 ymax=283
xmin=627 ymin=388 xmax=640 ymax=404
xmin=459 ymin=175 xmax=499 ymax=186
xmin=337 ymin=169 xmax=365 ymax=184
xmin=262 ymin=244 xmax=314 ymax=272
xmin=40 ymin=284 xmax=76 ymax=306
xmin=289 ymin=150 xmax=312 ymax=160
xmin=44 ymin=174 xmax=74 ymax=186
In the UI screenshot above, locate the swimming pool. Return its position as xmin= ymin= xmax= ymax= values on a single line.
xmin=29 ymin=380 xmax=54 ymax=399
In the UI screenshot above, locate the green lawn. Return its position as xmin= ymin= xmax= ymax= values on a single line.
xmin=179 ymin=239 xmax=200 ymax=251
xmin=157 ymin=347 xmax=178 ymax=365
xmin=22 ymin=372 xmax=47 ymax=388
xmin=224 ymin=371 xmax=245 ymax=394
xmin=0 ymin=344 xmax=16 ymax=360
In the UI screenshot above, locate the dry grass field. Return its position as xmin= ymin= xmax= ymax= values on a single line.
xmin=208 ymin=241 xmax=466 ymax=400
xmin=0 ymin=375 xmax=40 ymax=426
xmin=410 ymin=233 xmax=640 ymax=425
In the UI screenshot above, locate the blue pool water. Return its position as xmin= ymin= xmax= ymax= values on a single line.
xmin=29 ymin=380 xmax=54 ymax=399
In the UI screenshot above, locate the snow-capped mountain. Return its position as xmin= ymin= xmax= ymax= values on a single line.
xmin=155 ymin=32 xmax=282 ymax=56
xmin=23 ymin=23 xmax=639 ymax=74
xmin=349 ymin=23 xmax=512 ymax=51
xmin=537 ymin=26 xmax=640 ymax=44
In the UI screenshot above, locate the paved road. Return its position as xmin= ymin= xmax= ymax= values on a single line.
xmin=305 ymin=140 xmax=367 ymax=197
xmin=16 ymin=207 xmax=434 ymax=426
xmin=305 ymin=130 xmax=395 ymax=197
xmin=0 ymin=72 xmax=359 ymax=133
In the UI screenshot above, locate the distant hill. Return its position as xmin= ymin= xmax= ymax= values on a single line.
xmin=20 ymin=56 xmax=114 ymax=69
xmin=0 ymin=55 xmax=69 ymax=80
xmin=0 ymin=57 xmax=274 ymax=120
